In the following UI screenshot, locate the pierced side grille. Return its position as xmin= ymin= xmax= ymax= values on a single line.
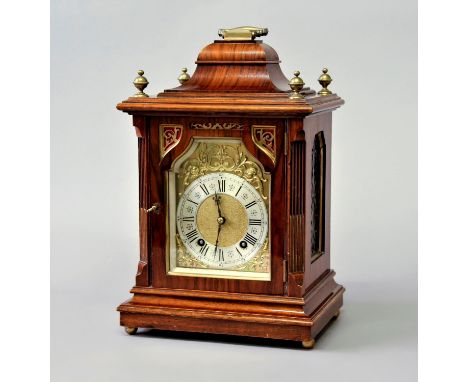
xmin=289 ymin=141 xmax=305 ymax=273
xmin=311 ymin=132 xmax=326 ymax=262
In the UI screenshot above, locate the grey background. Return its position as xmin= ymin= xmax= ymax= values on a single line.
xmin=51 ymin=0 xmax=417 ymax=381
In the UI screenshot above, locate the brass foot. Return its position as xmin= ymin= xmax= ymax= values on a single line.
xmin=125 ymin=327 xmax=138 ymax=335
xmin=333 ymin=310 xmax=341 ymax=320
xmin=302 ymin=339 xmax=315 ymax=349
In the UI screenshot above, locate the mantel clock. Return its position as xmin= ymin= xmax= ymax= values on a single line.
xmin=116 ymin=27 xmax=345 ymax=348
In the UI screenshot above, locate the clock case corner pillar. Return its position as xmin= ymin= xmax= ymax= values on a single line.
xmin=284 ymin=117 xmax=306 ymax=297
xmin=133 ymin=115 xmax=153 ymax=287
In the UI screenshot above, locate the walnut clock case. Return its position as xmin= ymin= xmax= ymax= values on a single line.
xmin=116 ymin=27 xmax=345 ymax=349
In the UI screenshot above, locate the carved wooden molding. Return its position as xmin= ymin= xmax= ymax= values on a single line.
xmin=133 ymin=116 xmax=146 ymax=138
xmin=159 ymin=124 xmax=183 ymax=160
xmin=191 ymin=122 xmax=243 ymax=130
xmin=251 ymin=125 xmax=276 ymax=165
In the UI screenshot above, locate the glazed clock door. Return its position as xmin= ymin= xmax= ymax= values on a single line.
xmin=167 ymin=138 xmax=271 ymax=281
xmin=149 ymin=118 xmax=286 ymax=295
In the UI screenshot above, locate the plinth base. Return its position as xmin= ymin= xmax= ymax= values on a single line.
xmin=117 ymin=270 xmax=344 ymax=348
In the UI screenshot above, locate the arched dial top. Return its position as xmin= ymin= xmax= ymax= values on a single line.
xmin=176 ymin=172 xmax=268 ymax=269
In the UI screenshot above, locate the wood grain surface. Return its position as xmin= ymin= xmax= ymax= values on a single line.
xmin=116 ymin=37 xmax=345 ymax=346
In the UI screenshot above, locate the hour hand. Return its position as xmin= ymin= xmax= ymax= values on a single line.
xmin=214 ymin=191 xmax=222 ymax=218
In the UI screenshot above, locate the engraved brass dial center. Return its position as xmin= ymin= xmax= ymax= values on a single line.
xmin=196 ymin=194 xmax=248 ymax=247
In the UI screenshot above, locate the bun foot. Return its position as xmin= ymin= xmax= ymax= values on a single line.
xmin=125 ymin=327 xmax=138 ymax=335
xmin=302 ymin=339 xmax=315 ymax=349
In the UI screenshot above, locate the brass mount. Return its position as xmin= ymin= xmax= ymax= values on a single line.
xmin=318 ymin=68 xmax=333 ymax=96
xmin=132 ymin=70 xmax=149 ymax=97
xmin=178 ymin=68 xmax=191 ymax=85
xmin=145 ymin=203 xmax=161 ymax=214
xmin=302 ymin=339 xmax=316 ymax=349
xmin=289 ymin=70 xmax=305 ymax=99
xmin=218 ymin=26 xmax=268 ymax=41
xmin=125 ymin=327 xmax=138 ymax=335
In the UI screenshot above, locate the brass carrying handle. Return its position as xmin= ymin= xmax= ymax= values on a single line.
xmin=145 ymin=203 xmax=161 ymax=214
xmin=218 ymin=26 xmax=268 ymax=41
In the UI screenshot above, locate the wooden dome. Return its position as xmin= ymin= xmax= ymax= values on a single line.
xmin=167 ymin=40 xmax=291 ymax=93
xmin=117 ymin=27 xmax=344 ymax=117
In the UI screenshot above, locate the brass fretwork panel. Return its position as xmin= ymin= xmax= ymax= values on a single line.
xmin=311 ymin=132 xmax=326 ymax=263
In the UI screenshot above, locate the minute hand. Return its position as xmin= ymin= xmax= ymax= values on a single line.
xmin=213 ymin=192 xmax=224 ymax=256
xmin=214 ymin=223 xmax=222 ymax=256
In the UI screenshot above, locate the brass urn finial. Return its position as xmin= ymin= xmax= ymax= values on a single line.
xmin=289 ymin=70 xmax=305 ymax=99
xmin=132 ymin=69 xmax=149 ymax=97
xmin=318 ymin=68 xmax=332 ymax=96
xmin=178 ymin=68 xmax=191 ymax=85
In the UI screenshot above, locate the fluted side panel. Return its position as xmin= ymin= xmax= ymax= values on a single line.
xmin=289 ymin=141 xmax=305 ymax=272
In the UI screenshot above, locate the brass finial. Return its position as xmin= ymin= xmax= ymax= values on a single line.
xmin=318 ymin=68 xmax=332 ymax=96
xmin=132 ymin=69 xmax=149 ymax=97
xmin=289 ymin=70 xmax=305 ymax=99
xmin=178 ymin=68 xmax=191 ymax=85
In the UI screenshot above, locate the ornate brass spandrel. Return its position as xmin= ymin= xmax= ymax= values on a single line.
xmin=251 ymin=125 xmax=276 ymax=165
xmin=175 ymin=234 xmax=208 ymax=269
xmin=178 ymin=141 xmax=269 ymax=200
xmin=159 ymin=124 xmax=183 ymax=160
xmin=237 ymin=238 xmax=270 ymax=273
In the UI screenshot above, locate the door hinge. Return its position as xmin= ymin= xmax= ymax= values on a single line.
xmin=284 ymin=131 xmax=288 ymax=156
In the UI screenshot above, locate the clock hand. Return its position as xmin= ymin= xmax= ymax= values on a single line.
xmin=214 ymin=191 xmax=226 ymax=225
xmin=214 ymin=191 xmax=222 ymax=218
xmin=213 ymin=191 xmax=225 ymax=257
xmin=214 ymin=223 xmax=222 ymax=256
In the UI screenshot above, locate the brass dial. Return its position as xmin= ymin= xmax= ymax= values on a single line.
xmin=196 ymin=194 xmax=248 ymax=247
xmin=176 ymin=172 xmax=268 ymax=269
